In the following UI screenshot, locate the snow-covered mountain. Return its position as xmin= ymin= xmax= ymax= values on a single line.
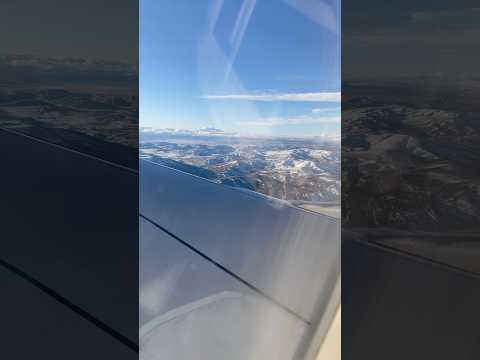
xmin=140 ymin=127 xmax=237 ymax=137
xmin=140 ymin=132 xmax=340 ymax=205
xmin=342 ymin=81 xmax=480 ymax=232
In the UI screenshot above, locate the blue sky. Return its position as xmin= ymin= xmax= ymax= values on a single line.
xmin=140 ymin=0 xmax=340 ymax=136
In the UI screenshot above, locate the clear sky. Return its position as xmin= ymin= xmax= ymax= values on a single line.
xmin=140 ymin=0 xmax=340 ymax=136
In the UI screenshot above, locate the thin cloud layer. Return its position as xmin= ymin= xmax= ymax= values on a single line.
xmin=202 ymin=92 xmax=341 ymax=102
xmin=312 ymin=107 xmax=341 ymax=114
xmin=238 ymin=114 xmax=340 ymax=126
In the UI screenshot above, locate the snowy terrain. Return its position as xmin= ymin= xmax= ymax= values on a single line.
xmin=140 ymin=128 xmax=340 ymax=208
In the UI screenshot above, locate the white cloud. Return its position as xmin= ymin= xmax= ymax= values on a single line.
xmin=201 ymin=91 xmax=341 ymax=102
xmin=312 ymin=107 xmax=341 ymax=114
xmin=238 ymin=114 xmax=340 ymax=126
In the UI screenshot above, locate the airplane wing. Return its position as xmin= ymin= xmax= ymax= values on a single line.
xmin=0 ymin=127 xmax=339 ymax=359
xmin=0 ymin=127 xmax=138 ymax=357
xmin=139 ymin=159 xmax=340 ymax=359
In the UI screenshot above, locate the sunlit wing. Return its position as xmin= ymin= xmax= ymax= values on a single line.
xmin=139 ymin=159 xmax=340 ymax=359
